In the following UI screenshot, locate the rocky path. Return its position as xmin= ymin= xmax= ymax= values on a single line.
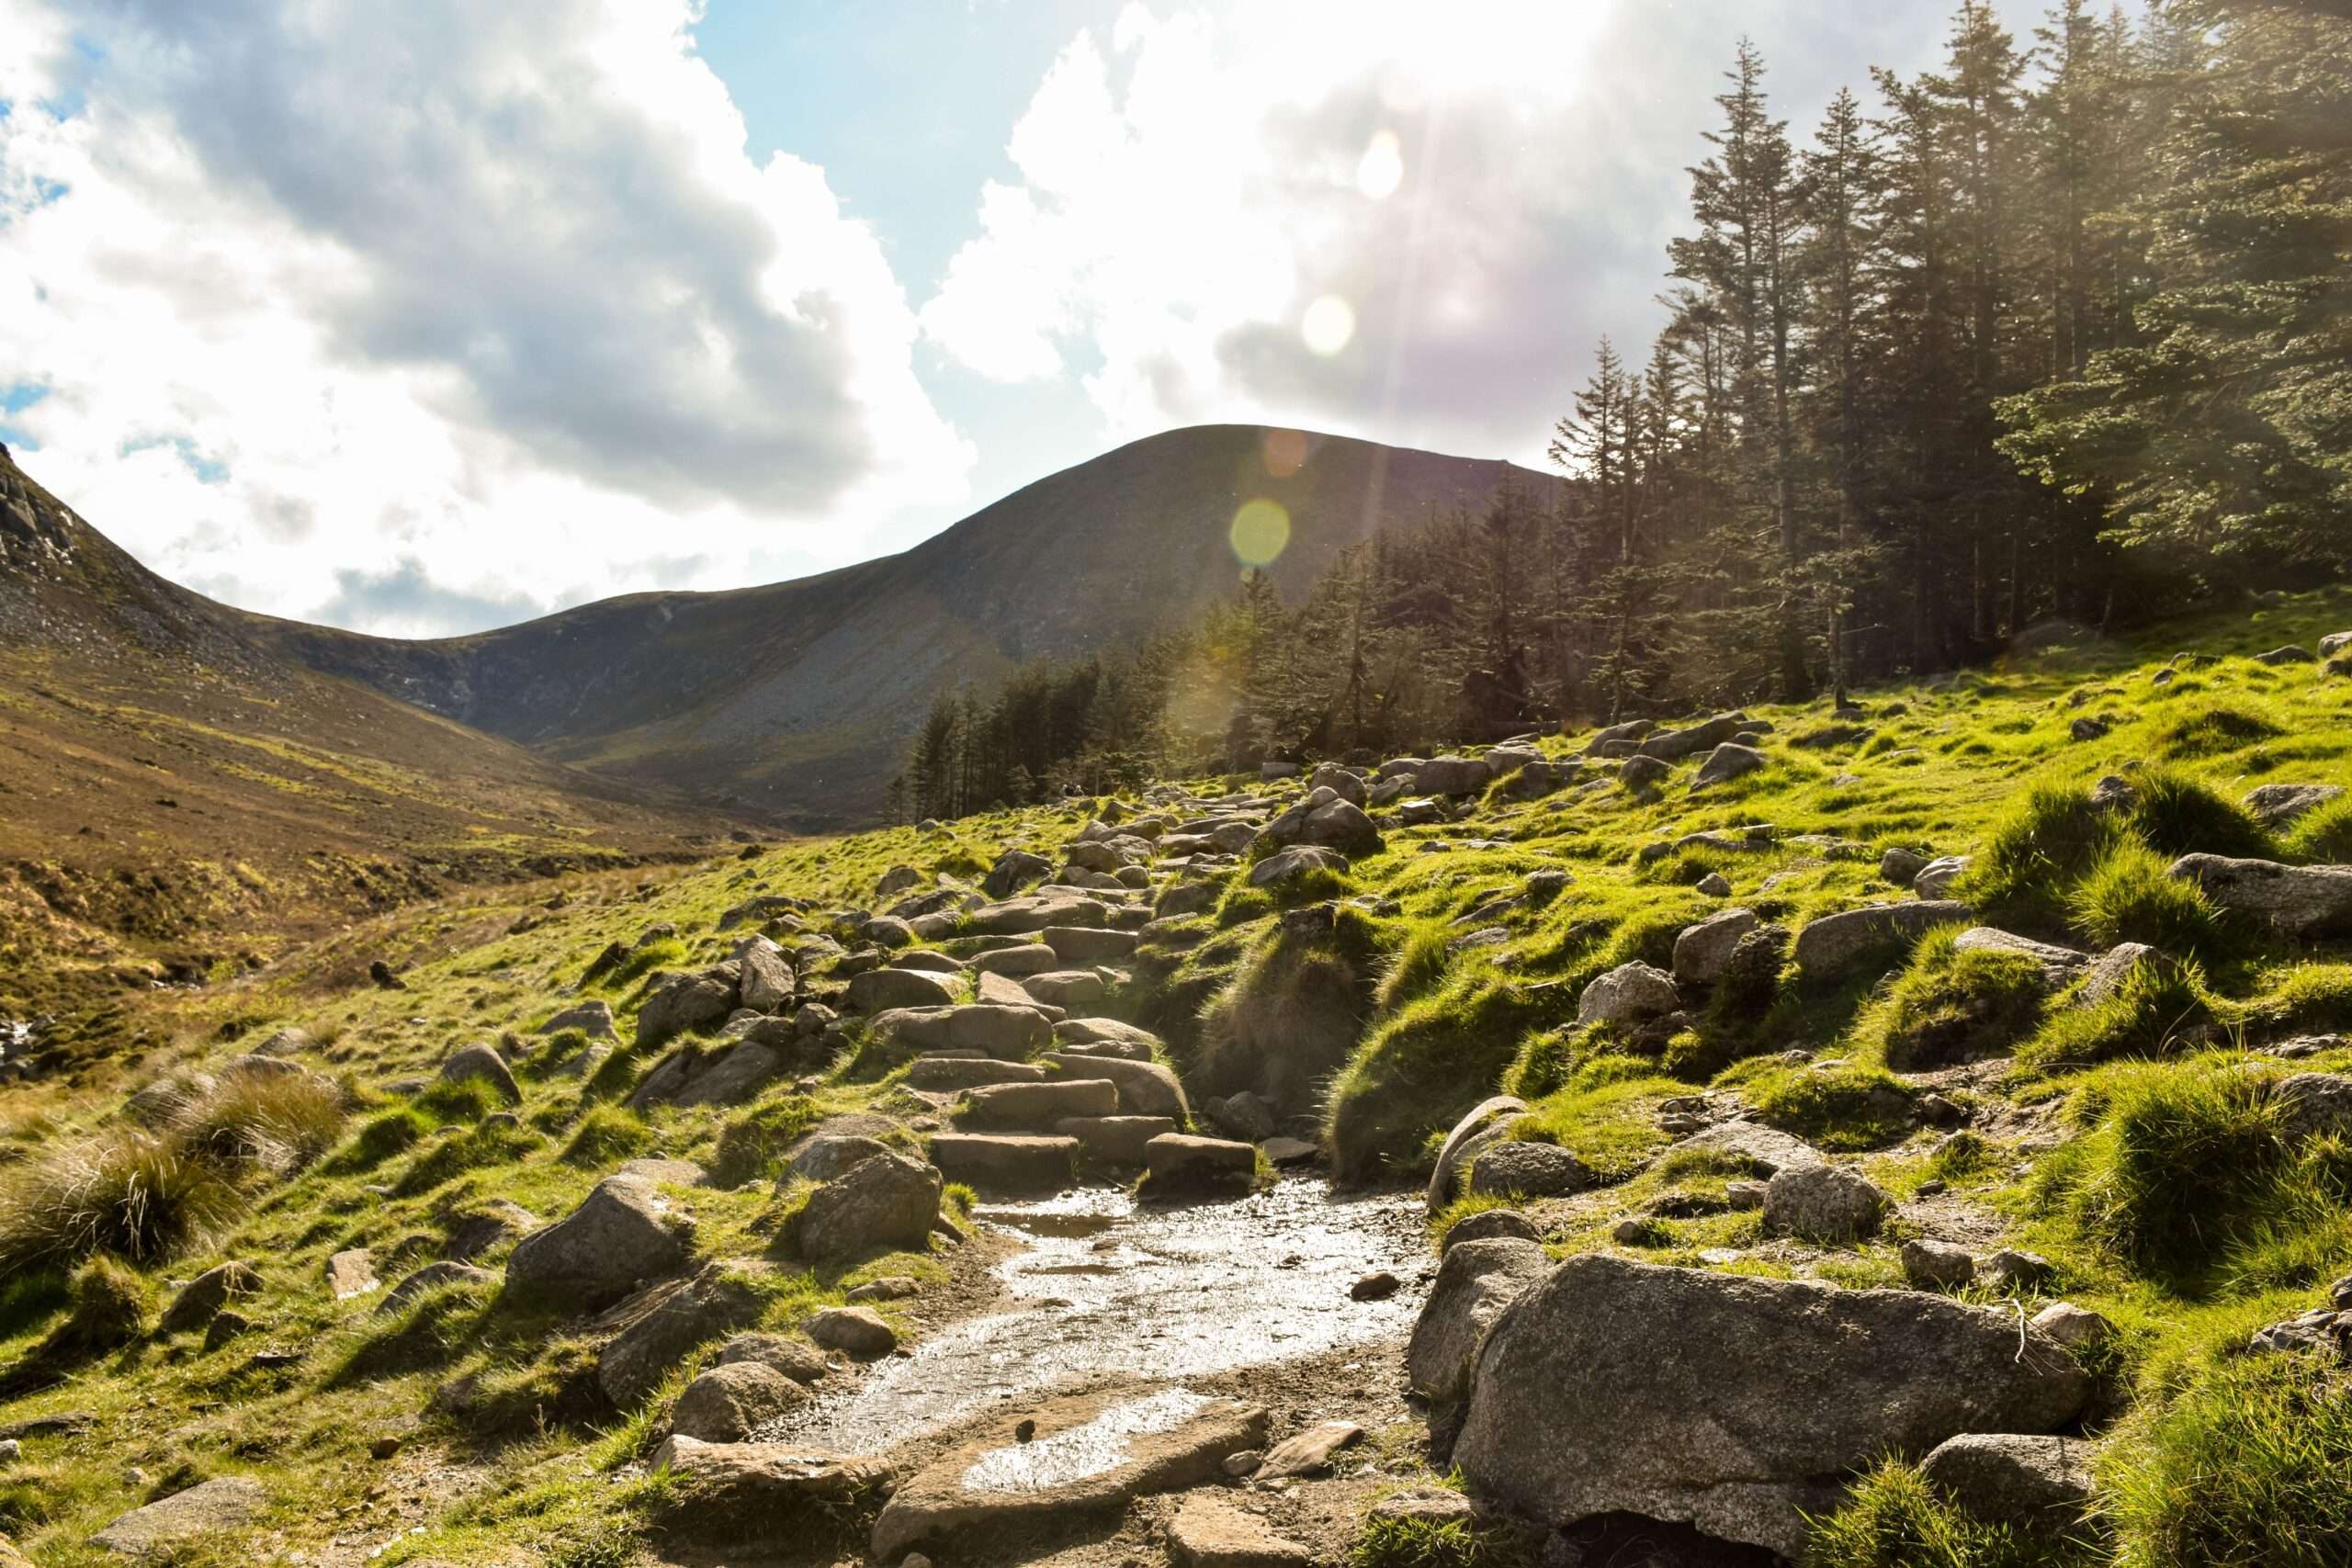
xmin=771 ymin=1177 xmax=1425 ymax=1454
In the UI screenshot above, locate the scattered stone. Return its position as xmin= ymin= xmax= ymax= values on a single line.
xmin=650 ymin=1437 xmax=893 ymax=1537
xmin=1793 ymin=902 xmax=1971 ymax=977
xmin=1981 ymin=1249 xmax=2059 ymax=1292
xmin=808 ymin=1306 xmax=897 ymax=1358
xmin=1454 ymin=1257 xmax=2089 ymax=1558
xmin=1466 ymin=1140 xmax=1590 ymax=1199
xmin=1258 ymin=1419 xmax=1363 ymax=1479
xmin=2248 ymin=1307 xmax=2348 ymax=1357
xmin=1901 ymin=1239 xmax=1976 ymax=1291
xmin=1763 ymin=1165 xmax=1888 ymax=1245
xmin=506 ymin=1175 xmax=689 ymax=1308
xmin=2168 ymin=854 xmax=2352 ymax=938
xmin=2030 ymin=1303 xmax=2113 ymax=1349
xmin=375 ymin=1262 xmax=497 ymax=1316
xmin=1695 ymin=871 xmax=1733 ymax=897
xmin=670 ymin=1362 xmax=811 ymax=1442
xmin=1261 ymin=1136 xmax=1318 ymax=1166
xmin=2273 ymin=1072 xmax=2352 ymax=1140
xmin=2245 ymin=783 xmax=2345 ymax=829
xmin=797 ymin=1153 xmax=943 ymax=1262
xmin=159 ymin=1261 xmax=262 ymax=1336
xmin=540 ymin=999 xmax=617 ymax=1039
xmin=1577 ymin=961 xmax=1681 ymax=1026
xmin=1672 ymin=908 xmax=1760 ymax=987
xmin=324 ymin=1248 xmax=379 ymax=1301
xmin=716 ymin=1333 xmax=829 ymax=1384
xmin=90 ymin=1477 xmax=268 ymax=1558
xmin=847 ymin=967 xmax=965 ymax=1012
xmin=1881 ymin=847 xmax=1929 ymax=886
xmin=2254 ymin=644 xmax=2316 ymax=665
xmin=1692 ymin=743 xmax=1766 ymax=789
xmin=1249 ymin=845 xmax=1349 ymax=889
xmin=1913 ymin=855 xmax=1972 ymax=898
xmin=1168 ymin=1493 xmax=1313 ymax=1568
xmin=597 ymin=1264 xmax=766 ymax=1407
xmin=1351 ymin=1271 xmax=1400 ymax=1302
xmin=1667 ymin=1120 xmax=1825 ymax=1177
xmin=637 ymin=970 xmax=739 ymax=1048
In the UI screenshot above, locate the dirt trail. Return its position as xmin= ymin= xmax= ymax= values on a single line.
xmin=772 ymin=1177 xmax=1426 ymax=1455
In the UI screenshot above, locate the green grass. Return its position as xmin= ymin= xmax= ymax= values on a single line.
xmin=1870 ymin=926 xmax=2049 ymax=1071
xmin=1802 ymin=1460 xmax=2097 ymax=1568
xmin=2067 ymin=841 xmax=2227 ymax=955
xmin=2018 ymin=954 xmax=2218 ymax=1073
xmin=1352 ymin=1514 xmax=1533 ymax=1568
xmin=1726 ymin=1059 xmax=1917 ymax=1151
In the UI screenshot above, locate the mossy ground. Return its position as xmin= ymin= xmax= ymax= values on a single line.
xmin=0 ymin=589 xmax=2348 ymax=1563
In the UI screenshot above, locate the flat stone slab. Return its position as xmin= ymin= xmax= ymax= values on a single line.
xmin=871 ymin=1389 xmax=1268 ymax=1559
xmin=1665 ymin=1120 xmax=1826 ymax=1177
xmin=1258 ymin=1418 xmax=1363 ymax=1479
xmin=927 ymin=1134 xmax=1080 ymax=1194
xmin=958 ymin=1078 xmax=1120 ymax=1131
xmin=1057 ymin=1115 xmax=1180 ymax=1167
xmin=650 ymin=1437 xmax=892 ymax=1537
xmin=904 ymin=1056 xmax=1046 ymax=1092
xmin=1168 ymin=1492 xmax=1314 ymax=1568
xmin=91 ymin=1477 xmax=266 ymax=1557
xmin=1145 ymin=1134 xmax=1257 ymax=1192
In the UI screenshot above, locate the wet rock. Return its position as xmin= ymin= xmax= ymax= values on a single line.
xmin=1577 ymin=962 xmax=1682 ymax=1026
xmin=926 ymin=1134 xmax=1080 ymax=1194
xmin=809 ymin=1306 xmax=897 ymax=1358
xmin=1763 ymin=1164 xmax=1887 ymax=1244
xmin=1793 ymin=902 xmax=1971 ymax=977
xmin=1145 ymin=1134 xmax=1257 ymax=1193
xmin=1466 ymin=1140 xmax=1590 ymax=1199
xmin=1426 ymin=1096 xmax=1528 ymax=1211
xmin=597 ymin=1263 xmax=766 ymax=1407
xmin=1901 ymin=1239 xmax=1976 ymax=1291
xmin=1168 ymin=1493 xmax=1312 ymax=1568
xmin=871 ymin=1390 xmax=1268 ymax=1560
xmin=2168 ymin=853 xmax=2352 ymax=937
xmin=670 ymin=1361 xmax=811 ymax=1442
xmin=159 ymin=1261 xmax=262 ymax=1336
xmin=90 ymin=1477 xmax=267 ymax=1558
xmin=1407 ymin=1237 xmax=1550 ymax=1407
xmin=1453 ymin=1257 xmax=2090 ymax=1559
xmin=1672 ymin=908 xmax=1760 ymax=987
xmin=1918 ymin=1433 xmax=2096 ymax=1537
xmin=507 ymin=1175 xmax=689 ymax=1308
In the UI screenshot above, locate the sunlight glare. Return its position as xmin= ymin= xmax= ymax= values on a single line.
xmin=1301 ymin=294 xmax=1356 ymax=356
xmin=1261 ymin=428 xmax=1309 ymax=479
xmin=1357 ymin=129 xmax=1404 ymax=199
xmin=1230 ymin=498 xmax=1291 ymax=567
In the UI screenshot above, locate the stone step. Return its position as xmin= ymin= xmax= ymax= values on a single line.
xmin=1056 ymin=1115 xmax=1180 ymax=1167
xmin=903 ymin=1056 xmax=1048 ymax=1092
xmin=926 ymin=1134 xmax=1080 ymax=1194
xmin=1144 ymin=1134 xmax=1259 ymax=1193
xmin=956 ymin=1078 xmax=1120 ymax=1132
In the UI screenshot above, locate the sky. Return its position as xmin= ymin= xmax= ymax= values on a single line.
xmin=0 ymin=0 xmax=2049 ymax=637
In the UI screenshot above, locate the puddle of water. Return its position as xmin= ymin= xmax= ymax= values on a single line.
xmin=770 ymin=1177 xmax=1420 ymax=1454
xmin=957 ymin=1388 xmax=1214 ymax=1493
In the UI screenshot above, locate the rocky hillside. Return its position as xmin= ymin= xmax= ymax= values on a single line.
xmin=254 ymin=426 xmax=1555 ymax=828
xmin=0 ymin=446 xmax=735 ymax=1052
xmin=0 ymin=588 xmax=2346 ymax=1567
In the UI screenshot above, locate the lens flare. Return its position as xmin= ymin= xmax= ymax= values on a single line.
xmin=1301 ymin=294 xmax=1355 ymax=356
xmin=1230 ymin=498 xmax=1291 ymax=568
xmin=1357 ymin=129 xmax=1404 ymax=200
xmin=1261 ymin=427 xmax=1308 ymax=479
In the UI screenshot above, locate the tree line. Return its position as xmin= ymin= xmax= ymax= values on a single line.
xmin=893 ymin=0 xmax=2352 ymax=821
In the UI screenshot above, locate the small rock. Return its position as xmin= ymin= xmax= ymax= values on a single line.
xmin=1763 ymin=1165 xmax=1887 ymax=1245
xmin=1351 ymin=1271 xmax=1400 ymax=1302
xmin=1901 ymin=1239 xmax=1976 ymax=1291
xmin=2030 ymin=1303 xmax=2113 ymax=1349
xmin=1982 ymin=1249 xmax=2059 ymax=1292
xmin=1258 ymin=1419 xmax=1363 ymax=1479
xmin=808 ymin=1306 xmax=897 ymax=1358
xmin=1222 ymin=1450 xmax=1262 ymax=1478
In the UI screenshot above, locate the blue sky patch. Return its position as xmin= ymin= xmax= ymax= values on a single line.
xmin=120 ymin=433 xmax=230 ymax=486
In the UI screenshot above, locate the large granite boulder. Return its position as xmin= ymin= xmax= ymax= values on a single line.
xmin=2168 ymin=854 xmax=2352 ymax=937
xmin=796 ymin=1153 xmax=943 ymax=1262
xmin=507 ymin=1175 xmax=689 ymax=1307
xmin=1793 ymin=902 xmax=1971 ymax=978
xmin=1453 ymin=1257 xmax=2090 ymax=1558
xmin=1406 ymin=1237 xmax=1549 ymax=1407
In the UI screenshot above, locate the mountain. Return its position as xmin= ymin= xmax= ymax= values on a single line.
xmin=0 ymin=445 xmax=732 ymax=1026
xmin=259 ymin=425 xmax=1554 ymax=828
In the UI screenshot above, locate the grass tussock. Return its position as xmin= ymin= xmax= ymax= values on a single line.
xmin=2067 ymin=840 xmax=2226 ymax=956
xmin=2282 ymin=794 xmax=2352 ymax=864
xmin=0 ymin=1131 xmax=248 ymax=1276
xmin=2018 ymin=953 xmax=2217 ymax=1073
xmin=1352 ymin=1514 xmax=1533 ymax=1568
xmin=1802 ymin=1459 xmax=2094 ymax=1568
xmin=1871 ymin=926 xmax=2049 ymax=1071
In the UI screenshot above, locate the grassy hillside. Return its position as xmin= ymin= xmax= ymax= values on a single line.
xmin=0 ymin=447 xmax=741 ymax=1055
xmin=0 ymin=586 xmax=2345 ymax=1564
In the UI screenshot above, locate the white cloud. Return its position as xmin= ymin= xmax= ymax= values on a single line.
xmin=918 ymin=0 xmax=2023 ymax=468
xmin=0 ymin=0 xmax=973 ymax=634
